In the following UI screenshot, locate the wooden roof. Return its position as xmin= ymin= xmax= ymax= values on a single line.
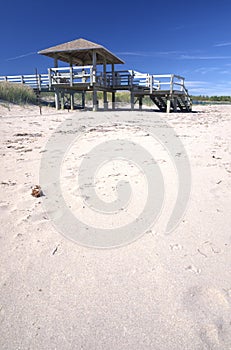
xmin=38 ymin=38 xmax=124 ymax=65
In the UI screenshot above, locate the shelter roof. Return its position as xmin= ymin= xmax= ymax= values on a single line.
xmin=38 ymin=38 xmax=124 ymax=65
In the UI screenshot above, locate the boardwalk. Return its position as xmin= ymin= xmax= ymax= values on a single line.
xmin=0 ymin=38 xmax=192 ymax=112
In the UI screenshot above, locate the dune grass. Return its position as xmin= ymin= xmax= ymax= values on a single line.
xmin=0 ymin=82 xmax=154 ymax=108
xmin=0 ymin=82 xmax=37 ymax=105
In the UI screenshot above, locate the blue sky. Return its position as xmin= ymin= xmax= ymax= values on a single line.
xmin=1 ymin=0 xmax=231 ymax=95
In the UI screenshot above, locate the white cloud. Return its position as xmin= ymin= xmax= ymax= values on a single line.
xmin=185 ymin=81 xmax=208 ymax=87
xmin=214 ymin=42 xmax=231 ymax=47
xmin=180 ymin=55 xmax=231 ymax=60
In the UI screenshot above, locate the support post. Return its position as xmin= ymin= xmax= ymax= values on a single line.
xmin=61 ymin=91 xmax=65 ymax=110
xmin=103 ymin=92 xmax=108 ymax=110
xmin=82 ymin=91 xmax=85 ymax=109
xmin=112 ymin=92 xmax=115 ymax=110
xmin=54 ymin=55 xmax=58 ymax=68
xmin=70 ymin=91 xmax=74 ymax=110
xmin=130 ymin=90 xmax=134 ymax=110
xmin=111 ymin=64 xmax=115 ymax=87
xmin=139 ymin=96 xmax=143 ymax=111
xmin=103 ymin=60 xmax=108 ymax=110
xmin=70 ymin=66 xmax=73 ymax=87
xmin=54 ymin=89 xmax=60 ymax=110
xmin=93 ymin=88 xmax=98 ymax=111
xmin=92 ymin=50 xmax=97 ymax=83
xmin=166 ymin=96 xmax=171 ymax=113
xmin=92 ymin=50 xmax=98 ymax=111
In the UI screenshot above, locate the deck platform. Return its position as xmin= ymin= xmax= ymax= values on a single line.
xmin=0 ymin=38 xmax=192 ymax=112
xmin=0 ymin=68 xmax=192 ymax=113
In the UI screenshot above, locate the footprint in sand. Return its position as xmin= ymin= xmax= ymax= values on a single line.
xmin=183 ymin=285 xmax=231 ymax=349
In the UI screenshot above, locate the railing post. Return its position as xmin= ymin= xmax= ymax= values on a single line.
xmin=70 ymin=66 xmax=73 ymax=87
xmin=112 ymin=64 xmax=115 ymax=88
xmin=48 ymin=69 xmax=52 ymax=90
xmin=21 ymin=76 xmax=24 ymax=84
xmin=90 ymin=67 xmax=93 ymax=86
xmin=130 ymin=70 xmax=134 ymax=87
xmin=38 ymin=74 xmax=41 ymax=91
xmin=181 ymin=77 xmax=185 ymax=91
xmin=170 ymin=74 xmax=174 ymax=94
xmin=150 ymin=75 xmax=153 ymax=94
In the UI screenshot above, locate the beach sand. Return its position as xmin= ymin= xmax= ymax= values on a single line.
xmin=0 ymin=103 xmax=231 ymax=349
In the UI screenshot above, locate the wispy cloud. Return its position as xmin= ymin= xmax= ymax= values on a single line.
xmin=116 ymin=51 xmax=151 ymax=57
xmin=119 ymin=51 xmax=231 ymax=61
xmin=186 ymin=81 xmax=208 ymax=87
xmin=117 ymin=50 xmax=185 ymax=58
xmin=214 ymin=42 xmax=231 ymax=47
xmin=6 ymin=52 xmax=37 ymax=61
xmin=219 ymin=70 xmax=231 ymax=74
xmin=187 ymin=80 xmax=231 ymax=95
xmin=180 ymin=55 xmax=231 ymax=60
xmin=193 ymin=67 xmax=220 ymax=74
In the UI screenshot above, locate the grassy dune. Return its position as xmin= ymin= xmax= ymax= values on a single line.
xmin=0 ymin=82 xmax=36 ymax=105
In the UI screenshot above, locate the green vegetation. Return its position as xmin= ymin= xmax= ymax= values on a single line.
xmin=1 ymin=81 xmax=230 ymax=108
xmin=191 ymin=95 xmax=231 ymax=103
xmin=0 ymin=82 xmax=36 ymax=105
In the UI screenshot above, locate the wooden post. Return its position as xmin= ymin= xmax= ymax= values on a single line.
xmin=82 ymin=91 xmax=85 ymax=109
xmin=103 ymin=92 xmax=108 ymax=110
xmin=48 ymin=68 xmax=52 ymax=90
xmin=70 ymin=66 xmax=73 ymax=87
xmin=82 ymin=68 xmax=86 ymax=83
xmin=55 ymin=89 xmax=60 ymax=110
xmin=170 ymin=75 xmax=174 ymax=94
xmin=92 ymin=50 xmax=98 ymax=111
xmin=130 ymin=90 xmax=134 ymax=110
xmin=166 ymin=96 xmax=171 ymax=113
xmin=93 ymin=88 xmax=98 ymax=111
xmin=70 ymin=91 xmax=74 ymax=110
xmin=112 ymin=92 xmax=115 ymax=110
xmin=139 ymin=96 xmax=143 ymax=111
xmin=111 ymin=64 xmax=115 ymax=87
xmin=103 ymin=61 xmax=108 ymax=110
xmin=150 ymin=75 xmax=153 ymax=94
xmin=54 ymin=55 xmax=58 ymax=68
xmin=92 ymin=50 xmax=97 ymax=83
xmin=61 ymin=91 xmax=65 ymax=110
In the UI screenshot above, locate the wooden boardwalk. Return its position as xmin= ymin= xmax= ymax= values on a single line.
xmin=0 ymin=67 xmax=192 ymax=112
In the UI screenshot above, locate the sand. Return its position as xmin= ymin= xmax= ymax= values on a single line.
xmin=0 ymin=103 xmax=231 ymax=349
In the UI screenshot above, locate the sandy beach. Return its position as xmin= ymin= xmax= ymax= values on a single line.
xmin=0 ymin=103 xmax=231 ymax=349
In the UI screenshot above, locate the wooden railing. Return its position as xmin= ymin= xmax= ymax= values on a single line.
xmin=0 ymin=74 xmax=49 ymax=90
xmin=48 ymin=66 xmax=94 ymax=87
xmin=0 ymin=68 xmax=190 ymax=103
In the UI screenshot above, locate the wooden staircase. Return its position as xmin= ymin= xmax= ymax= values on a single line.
xmin=150 ymin=92 xmax=192 ymax=112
